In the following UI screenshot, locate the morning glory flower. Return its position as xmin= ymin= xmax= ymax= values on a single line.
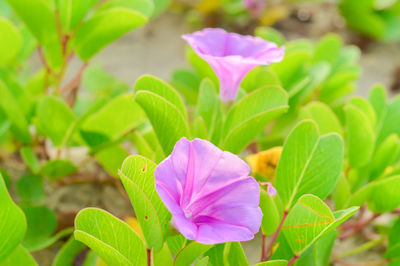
xmin=155 ymin=137 xmax=262 ymax=244
xmin=182 ymin=28 xmax=284 ymax=102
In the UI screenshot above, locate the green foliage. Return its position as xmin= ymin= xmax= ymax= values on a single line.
xmin=74 ymin=208 xmax=147 ymax=265
xmin=282 ymin=194 xmax=358 ymax=255
xmin=174 ymin=242 xmax=213 ymax=266
xmin=0 ymin=175 xmax=26 ymax=261
xmin=276 ymin=121 xmax=344 ymax=210
xmin=134 ymin=75 xmax=190 ymax=155
xmin=40 ymin=159 xmax=77 ymax=180
xmin=0 ymin=17 xmax=22 ymax=65
xmin=222 ymin=86 xmax=289 ymax=153
xmin=119 ymin=155 xmax=171 ymax=251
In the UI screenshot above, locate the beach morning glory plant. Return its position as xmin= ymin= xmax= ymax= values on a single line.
xmin=182 ymin=28 xmax=284 ymax=102
xmin=155 ymin=137 xmax=262 ymax=244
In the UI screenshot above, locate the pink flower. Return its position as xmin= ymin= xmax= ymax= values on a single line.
xmin=155 ymin=137 xmax=262 ymax=244
xmin=182 ymin=28 xmax=284 ymax=102
xmin=244 ymin=0 xmax=266 ymax=18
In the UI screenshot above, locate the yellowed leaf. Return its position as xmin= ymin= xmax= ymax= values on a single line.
xmin=246 ymin=146 xmax=283 ymax=181
xmin=125 ymin=216 xmax=145 ymax=241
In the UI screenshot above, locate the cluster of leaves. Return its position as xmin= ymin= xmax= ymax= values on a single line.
xmin=176 ymin=0 xmax=400 ymax=42
xmin=1 ymin=1 xmax=400 ymax=266
xmin=0 ymin=0 xmax=169 ymax=265
xmin=70 ymin=31 xmax=397 ymax=265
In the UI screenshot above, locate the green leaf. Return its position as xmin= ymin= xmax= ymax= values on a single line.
xmin=0 ymin=174 xmax=26 ymax=261
xmin=174 ymin=242 xmax=212 ymax=266
xmin=254 ymin=260 xmax=288 ymax=266
xmin=150 ymin=0 xmax=170 ymax=17
xmin=74 ymin=208 xmax=147 ymax=266
xmin=313 ymin=33 xmax=342 ymax=64
xmin=0 ymin=245 xmax=37 ymax=266
xmin=241 ymin=67 xmax=281 ymax=93
xmin=73 ymin=8 xmax=148 ymax=60
xmin=95 ymin=145 xmax=128 ymax=176
xmin=368 ymin=85 xmax=387 ymax=121
xmin=386 ymin=217 xmax=400 ymax=258
xmin=204 ymin=244 xmax=225 ymax=266
xmin=6 ymin=0 xmax=62 ymax=69
xmin=260 ymin=189 xmax=282 ymax=235
xmin=349 ymin=175 xmax=400 ymax=213
xmin=224 ymin=242 xmax=249 ymax=266
xmin=195 ymin=256 xmax=209 ymax=266
xmin=196 ymin=79 xmax=223 ymax=143
xmin=333 ymin=175 xmax=351 ymax=210
xmin=81 ymin=94 xmax=145 ymax=140
xmin=52 ymin=236 xmax=86 ymax=266
xmin=344 ymin=103 xmax=375 ymax=168
xmin=300 ymin=102 xmax=343 ymax=136
xmin=21 ymin=205 xmax=57 ymax=251
xmin=171 ymin=69 xmax=201 ymax=105
xmin=20 ymin=147 xmax=40 ymax=174
xmin=58 ymin=0 xmax=100 ymax=31
xmin=0 ymin=17 xmax=22 ymax=65
xmin=17 ymin=174 xmax=45 ymax=203
xmin=348 ymin=96 xmax=377 ymax=127
xmin=37 ymin=96 xmax=76 ymax=147
xmin=153 ymin=243 xmax=173 ymax=266
xmin=97 ymin=0 xmax=154 ymax=17
xmin=186 ymin=46 xmax=218 ymax=87
xmin=135 ymin=76 xmax=190 ymax=155
xmin=276 ymin=121 xmax=344 ymax=210
xmin=135 ymin=75 xmax=187 ymax=120
xmin=255 ymin=26 xmax=286 ymax=46
xmin=369 ymin=134 xmax=400 ymax=180
xmin=119 ymin=155 xmax=171 ymax=251
xmin=40 ymin=159 xmax=77 ymax=180
xmin=0 ymin=81 xmax=31 ymax=144
xmin=377 ymin=96 xmax=400 ymax=146
xmin=282 ymin=194 xmax=358 ymax=256
xmin=166 ymin=235 xmax=186 ymax=255
xmin=222 ymin=86 xmax=289 ymax=153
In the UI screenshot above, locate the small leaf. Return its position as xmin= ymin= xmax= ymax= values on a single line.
xmin=0 ymin=175 xmax=26 ymax=261
xmin=282 ymin=194 xmax=358 ymax=256
xmin=95 ymin=145 xmax=128 ymax=177
xmin=135 ymin=77 xmax=190 ymax=155
xmin=20 ymin=147 xmax=40 ymax=174
xmin=345 ymin=103 xmax=375 ymax=168
xmin=58 ymin=0 xmax=100 ymax=31
xmin=0 ymin=245 xmax=37 ymax=266
xmin=349 ymin=175 xmax=400 ymax=213
xmin=300 ymin=102 xmax=343 ymax=136
xmin=260 ymin=189 xmax=282 ymax=235
xmin=166 ymin=235 xmax=187 ymax=255
xmin=73 ymin=8 xmax=148 ymax=60
xmin=174 ymin=242 xmax=213 ymax=266
xmin=40 ymin=160 xmax=77 ymax=180
xmin=222 ymin=86 xmax=289 ymax=153
xmin=74 ymin=208 xmax=147 ymax=266
xmin=368 ymin=85 xmax=387 ymax=121
xmin=313 ymin=33 xmax=342 ymax=64
xmin=119 ymin=155 xmax=171 ymax=251
xmin=17 ymin=174 xmax=45 ymax=203
xmin=153 ymin=243 xmax=173 ymax=266
xmin=386 ymin=217 xmax=400 ymax=258
xmin=0 ymin=81 xmax=31 ymax=144
xmin=369 ymin=134 xmax=400 ymax=180
xmin=276 ymin=121 xmax=344 ymax=210
xmin=376 ymin=96 xmax=400 ymax=146
xmin=196 ymin=79 xmax=223 ymax=143
xmin=21 ymin=205 xmax=57 ymax=251
xmin=52 ymin=236 xmax=86 ymax=266
xmin=37 ymin=96 xmax=76 ymax=147
xmin=0 ymin=17 xmax=22 ymax=65
xmin=224 ymin=242 xmax=249 ymax=266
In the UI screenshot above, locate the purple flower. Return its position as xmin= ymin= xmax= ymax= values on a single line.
xmin=155 ymin=137 xmax=262 ymax=244
xmin=244 ymin=0 xmax=266 ymax=18
xmin=182 ymin=28 xmax=284 ymax=102
xmin=260 ymin=182 xmax=277 ymax=197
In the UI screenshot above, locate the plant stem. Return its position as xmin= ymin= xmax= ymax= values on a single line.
xmin=335 ymin=236 xmax=385 ymax=259
xmin=260 ymin=234 xmax=266 ymax=262
xmin=340 ymin=213 xmax=380 ymax=240
xmin=262 ymin=210 xmax=288 ymax=261
xmin=146 ymin=248 xmax=151 ymax=266
xmin=287 ymin=254 xmax=299 ymax=266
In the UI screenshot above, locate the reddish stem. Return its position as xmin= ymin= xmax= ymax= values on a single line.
xmin=260 ymin=234 xmax=267 ymax=262
xmin=262 ymin=210 xmax=288 ymax=261
xmin=340 ymin=213 xmax=380 ymax=240
xmin=147 ymin=248 xmax=151 ymax=266
xmin=287 ymin=254 xmax=299 ymax=266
